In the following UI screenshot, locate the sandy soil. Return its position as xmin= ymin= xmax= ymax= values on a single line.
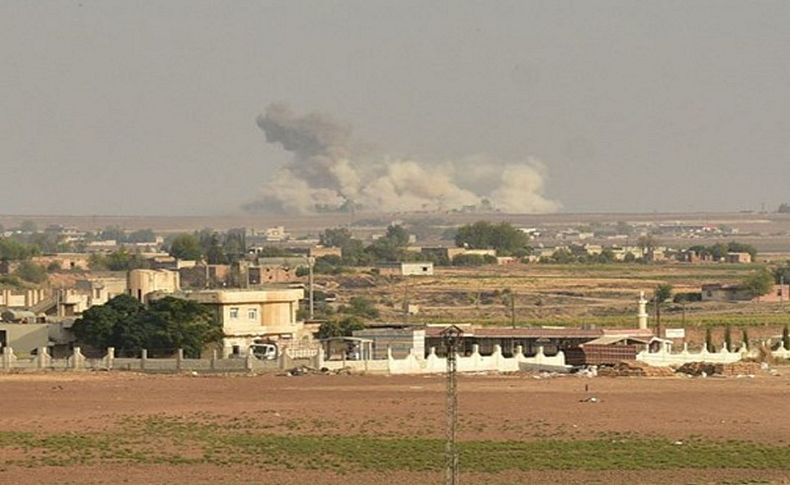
xmin=2 ymin=372 xmax=790 ymax=483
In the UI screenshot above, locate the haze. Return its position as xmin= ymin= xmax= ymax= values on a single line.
xmin=1 ymin=1 xmax=788 ymax=216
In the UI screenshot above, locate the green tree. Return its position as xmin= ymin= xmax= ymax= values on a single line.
xmin=783 ymin=325 xmax=790 ymax=351
xmin=724 ymin=325 xmax=732 ymax=352
xmin=653 ymin=284 xmax=673 ymax=333
xmin=13 ymin=261 xmax=48 ymax=283
xmin=741 ymin=328 xmax=749 ymax=351
xmin=0 ymin=238 xmax=39 ymax=260
xmin=127 ymin=229 xmax=156 ymax=243
xmin=741 ymin=268 xmax=774 ymax=297
xmin=778 ymin=203 xmax=790 ymax=214
xmin=319 ymin=227 xmax=354 ymax=248
xmin=317 ymin=316 xmax=365 ymax=339
xmin=72 ymin=295 xmax=220 ymax=357
xmin=774 ymin=263 xmax=790 ymax=284
xmin=452 ymin=254 xmax=496 ymax=266
xmin=169 ymin=234 xmax=203 ymax=261
xmin=99 ymin=226 xmax=127 ymax=242
xmin=72 ymin=295 xmax=147 ymax=352
xmin=454 ymin=221 xmax=529 ymax=256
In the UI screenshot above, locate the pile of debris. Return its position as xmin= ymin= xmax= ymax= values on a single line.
xmin=597 ymin=360 xmax=676 ymax=377
xmin=676 ymin=361 xmax=762 ymax=377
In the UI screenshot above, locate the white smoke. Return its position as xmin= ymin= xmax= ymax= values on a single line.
xmin=247 ymin=104 xmax=560 ymax=214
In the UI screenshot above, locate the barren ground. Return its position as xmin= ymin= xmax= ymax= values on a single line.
xmin=2 ymin=371 xmax=790 ymax=484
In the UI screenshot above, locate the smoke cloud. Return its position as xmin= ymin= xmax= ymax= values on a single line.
xmin=246 ymin=104 xmax=560 ymax=214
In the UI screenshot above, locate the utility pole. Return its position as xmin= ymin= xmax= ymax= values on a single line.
xmin=308 ymin=256 xmax=315 ymax=320
xmin=510 ymin=288 xmax=516 ymax=329
xmin=441 ymin=325 xmax=463 ymax=485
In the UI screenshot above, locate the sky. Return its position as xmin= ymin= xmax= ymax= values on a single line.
xmin=1 ymin=0 xmax=789 ymax=216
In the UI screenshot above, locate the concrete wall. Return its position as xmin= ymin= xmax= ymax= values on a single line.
xmin=636 ymin=343 xmax=745 ymax=367
xmin=319 ymin=344 xmax=568 ymax=375
xmin=0 ymin=324 xmax=50 ymax=355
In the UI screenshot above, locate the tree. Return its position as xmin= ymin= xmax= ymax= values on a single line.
xmin=653 ymin=284 xmax=673 ymax=333
xmin=741 ymin=328 xmax=749 ymax=351
xmin=778 ymin=203 xmax=790 ymax=214
xmin=0 ymin=238 xmax=39 ymax=260
xmin=169 ymin=234 xmax=203 ymax=261
xmin=705 ymin=327 xmax=714 ymax=352
xmin=317 ymin=316 xmax=365 ymax=339
xmin=454 ymin=221 xmax=529 ymax=256
xmin=783 ymin=324 xmax=790 ymax=351
xmin=72 ymin=295 xmax=220 ymax=357
xmin=741 ymin=268 xmax=774 ymax=297
xmin=452 ymin=254 xmax=496 ymax=266
xmin=724 ymin=325 xmax=732 ymax=352
xmin=654 ymin=284 xmax=673 ymax=303
xmin=145 ymin=297 xmax=223 ymax=357
xmin=549 ymin=248 xmax=576 ymax=264
xmin=99 ymin=226 xmax=127 ymax=242
xmin=18 ymin=220 xmax=37 ymax=233
xmin=637 ymin=234 xmax=658 ymax=252
xmin=384 ymin=225 xmax=410 ymax=247
xmin=774 ymin=263 xmax=790 ymax=284
xmin=14 ymin=261 xmax=47 ymax=283
xmin=127 ymin=229 xmax=156 ymax=243
xmin=319 ymin=227 xmax=354 ymax=248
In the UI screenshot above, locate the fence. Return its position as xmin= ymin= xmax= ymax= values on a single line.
xmin=0 ymin=346 xmax=315 ymax=373
xmin=319 ymin=344 xmax=569 ymax=375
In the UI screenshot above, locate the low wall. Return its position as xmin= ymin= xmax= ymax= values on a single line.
xmin=319 ymin=344 xmax=568 ymax=375
xmin=0 ymin=346 xmax=287 ymax=373
xmin=637 ymin=343 xmax=745 ymax=367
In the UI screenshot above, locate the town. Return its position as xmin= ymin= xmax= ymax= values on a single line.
xmin=2 ymin=212 xmax=789 ymax=371
xmin=4 ymin=1 xmax=790 ymax=483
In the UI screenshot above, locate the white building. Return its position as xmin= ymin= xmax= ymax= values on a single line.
xmin=183 ymin=288 xmax=306 ymax=357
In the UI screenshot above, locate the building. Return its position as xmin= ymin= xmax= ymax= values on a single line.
xmin=352 ymin=327 xmax=426 ymax=359
xmin=0 ymin=323 xmax=50 ymax=354
xmin=128 ymin=269 xmax=180 ymax=302
xmin=0 ymin=288 xmax=47 ymax=308
xmin=31 ymin=253 xmax=92 ymax=272
xmin=182 ymin=287 xmax=306 ymax=357
xmin=726 ymin=252 xmax=753 ymax=264
xmin=420 ymin=246 xmax=467 ymax=262
xmin=424 ymin=326 xmax=655 ymax=358
xmin=308 ymin=246 xmax=342 ymax=259
xmin=377 ymin=262 xmax=434 ymax=277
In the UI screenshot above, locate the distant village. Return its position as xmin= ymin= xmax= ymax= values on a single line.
xmin=1 ymin=217 xmax=788 ymax=371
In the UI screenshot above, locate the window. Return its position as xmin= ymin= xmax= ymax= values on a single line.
xmin=229 ymin=307 xmax=240 ymax=319
xmin=248 ymin=308 xmax=258 ymax=320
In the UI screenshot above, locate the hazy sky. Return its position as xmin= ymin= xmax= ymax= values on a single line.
xmin=2 ymin=1 xmax=788 ymax=216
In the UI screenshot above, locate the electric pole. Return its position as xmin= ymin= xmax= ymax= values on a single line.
xmin=510 ymin=288 xmax=516 ymax=329
xmin=441 ymin=325 xmax=463 ymax=485
xmin=308 ymin=256 xmax=315 ymax=320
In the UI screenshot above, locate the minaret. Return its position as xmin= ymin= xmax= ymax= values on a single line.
xmin=637 ymin=291 xmax=649 ymax=329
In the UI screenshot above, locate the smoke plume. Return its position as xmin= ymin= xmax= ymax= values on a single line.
xmin=246 ymin=104 xmax=560 ymax=214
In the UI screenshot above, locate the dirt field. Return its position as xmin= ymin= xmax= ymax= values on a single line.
xmin=2 ymin=371 xmax=790 ymax=484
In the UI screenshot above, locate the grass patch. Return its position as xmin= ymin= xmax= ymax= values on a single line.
xmin=2 ymin=417 xmax=790 ymax=472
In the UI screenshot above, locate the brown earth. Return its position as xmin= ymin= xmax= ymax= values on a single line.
xmin=2 ymin=371 xmax=790 ymax=483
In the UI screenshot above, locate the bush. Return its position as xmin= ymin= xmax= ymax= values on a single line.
xmin=452 ymin=254 xmax=496 ymax=266
xmin=14 ymin=261 xmax=48 ymax=283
